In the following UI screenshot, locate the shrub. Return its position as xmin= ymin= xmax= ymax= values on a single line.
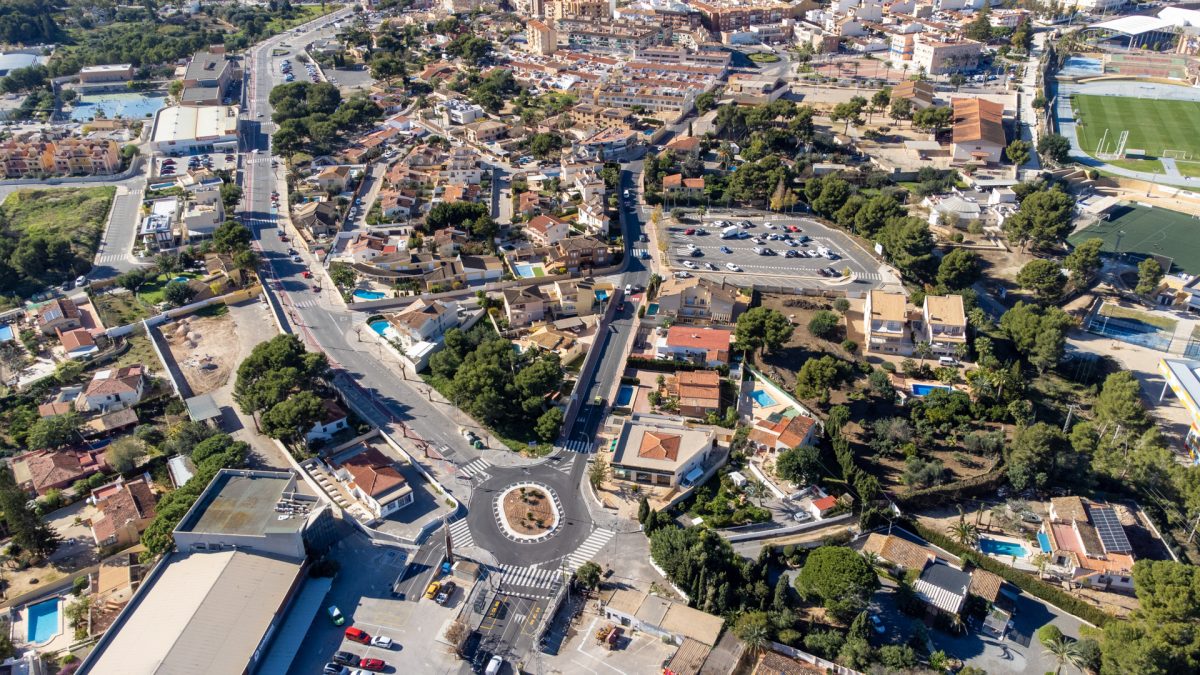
xmin=841 ymin=339 xmax=858 ymax=353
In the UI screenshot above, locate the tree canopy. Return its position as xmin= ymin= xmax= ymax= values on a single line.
xmin=794 ymin=546 xmax=879 ymax=622
xmin=1004 ymin=188 xmax=1075 ymax=249
xmin=735 ymin=307 xmax=794 ymax=357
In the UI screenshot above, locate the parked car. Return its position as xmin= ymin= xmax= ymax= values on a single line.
xmin=333 ymin=651 xmax=357 ymax=665
xmin=485 ymin=655 xmax=504 ymax=675
xmin=358 ymin=658 xmax=386 ymax=672
xmin=327 ymin=605 xmax=345 ymax=626
xmin=436 ymin=581 xmax=457 ymax=605
xmin=323 ymin=663 xmax=345 ymax=675
xmin=302 ymin=271 xmax=313 ymax=279
xmin=684 ymin=228 xmax=695 ymax=235
xmin=725 ymin=263 xmax=740 ymax=272
xmin=784 ymin=250 xmax=799 ymax=258
xmin=719 ymin=246 xmax=732 ymax=254
xmin=704 ymin=262 xmax=717 ymax=271
xmin=345 ymin=627 xmax=371 ymax=644
xmin=682 ymin=260 xmax=697 ymax=269
xmin=424 ymin=581 xmax=441 ymax=600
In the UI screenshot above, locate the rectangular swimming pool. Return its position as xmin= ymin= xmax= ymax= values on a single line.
xmin=750 ymin=390 xmax=776 ymax=407
xmin=911 ymin=383 xmax=953 ymax=397
xmin=0 ymin=324 xmax=13 ymax=342
xmin=1037 ymin=532 xmax=1052 ymax=553
xmin=616 ymin=385 xmax=635 ymax=407
xmin=979 ymin=537 xmax=1028 ymax=559
xmin=26 ymin=597 xmax=60 ymax=644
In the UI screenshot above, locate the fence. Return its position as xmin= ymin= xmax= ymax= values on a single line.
xmin=1085 ymin=312 xmax=1173 ymax=352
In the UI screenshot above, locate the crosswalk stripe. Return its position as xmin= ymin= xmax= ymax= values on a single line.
xmin=564 ymin=528 xmax=616 ymax=571
xmin=448 ymin=518 xmax=474 ymax=548
xmin=498 ymin=564 xmax=562 ymax=590
xmin=458 ymin=458 xmax=491 ymax=480
xmin=561 ymin=439 xmax=592 ymax=453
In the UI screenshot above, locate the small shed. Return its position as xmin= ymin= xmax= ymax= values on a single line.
xmin=185 ymin=393 xmax=222 ymax=426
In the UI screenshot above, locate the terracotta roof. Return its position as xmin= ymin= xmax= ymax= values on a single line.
xmin=665 ymin=326 xmax=732 ymax=352
xmin=92 ymin=479 xmax=157 ymax=543
xmin=952 ymin=97 xmax=1005 ymax=147
xmin=665 ymin=136 xmax=701 ymax=153
xmin=59 ymin=328 xmax=96 ymax=351
xmin=812 ymin=495 xmax=837 ymax=511
xmin=862 ymin=533 xmax=936 ymax=571
xmin=925 ymin=294 xmax=965 ymax=326
xmin=969 ymin=568 xmax=1004 ymax=602
xmin=753 ymin=651 xmax=825 ymax=674
xmin=82 ymin=366 xmax=144 ymax=399
xmin=38 ymin=402 xmax=75 ymax=418
xmin=638 ymin=431 xmax=681 ymax=461
xmin=527 ymin=214 xmax=566 ymax=236
xmin=663 ymin=173 xmax=683 ymax=189
xmin=673 ymin=370 xmax=720 ymax=409
xmin=341 ymin=447 xmax=409 ymax=501
xmin=25 ymin=451 xmax=89 ymax=492
xmin=891 ymin=79 xmax=936 ymax=104
xmin=38 ymin=298 xmax=81 ymax=326
xmin=682 ymin=177 xmax=705 ymax=189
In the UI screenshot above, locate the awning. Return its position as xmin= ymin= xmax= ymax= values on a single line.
xmin=684 ymin=466 xmax=703 ymax=484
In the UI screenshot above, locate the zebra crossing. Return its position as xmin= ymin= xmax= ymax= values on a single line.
xmin=630 ymin=248 xmax=648 ymax=259
xmin=563 ymin=528 xmax=616 ymax=572
xmin=95 ymin=253 xmax=127 ymax=264
xmin=289 ymin=299 xmax=320 ymax=309
xmin=561 ymin=438 xmax=593 ymax=454
xmin=457 ymin=458 xmax=491 ymax=482
xmin=447 ymin=518 xmax=475 ymax=549
xmin=497 ymin=563 xmax=563 ymax=594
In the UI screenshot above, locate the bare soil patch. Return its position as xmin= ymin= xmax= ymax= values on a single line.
xmin=502 ymin=487 xmax=555 ymax=535
xmin=755 ymin=294 xmax=855 ymax=393
xmin=162 ymin=312 xmax=237 ymax=395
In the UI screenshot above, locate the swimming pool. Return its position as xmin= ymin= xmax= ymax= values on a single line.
xmin=369 ymin=320 xmax=389 ymax=336
xmin=1037 ymin=532 xmax=1052 ymax=553
xmin=26 ymin=597 xmax=61 ymax=644
xmin=171 ymin=276 xmax=189 ymax=283
xmin=353 ymin=289 xmax=386 ymax=301
xmin=646 ymin=303 xmax=659 ymax=316
xmin=750 ymin=390 xmax=776 ymax=407
xmin=911 ymin=383 xmax=953 ymax=397
xmin=616 ymin=385 xmax=635 ymax=407
xmin=979 ymin=537 xmax=1028 ymax=559
xmin=0 ymin=324 xmax=13 ymax=342
xmin=514 ymin=263 xmax=535 ymax=278
xmin=71 ymin=91 xmax=168 ymax=121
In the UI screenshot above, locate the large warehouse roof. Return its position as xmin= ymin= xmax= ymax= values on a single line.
xmin=150 ymin=105 xmax=240 ymax=144
xmin=82 ymin=550 xmax=302 ymax=675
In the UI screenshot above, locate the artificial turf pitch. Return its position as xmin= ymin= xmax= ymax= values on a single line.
xmin=1068 ymin=204 xmax=1200 ymax=274
xmin=1072 ymin=94 xmax=1200 ymax=159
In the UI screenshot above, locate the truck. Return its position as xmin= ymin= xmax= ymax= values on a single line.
xmin=720 ymin=225 xmax=739 ymax=239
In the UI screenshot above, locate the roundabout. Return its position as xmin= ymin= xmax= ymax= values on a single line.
xmin=494 ymin=482 xmax=563 ymax=543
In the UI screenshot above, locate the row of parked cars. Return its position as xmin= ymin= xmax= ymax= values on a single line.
xmin=322 ymin=609 xmax=395 ymax=675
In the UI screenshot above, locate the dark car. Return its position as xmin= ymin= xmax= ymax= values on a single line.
xmin=323 ymin=663 xmax=345 ymax=675
xmin=332 ymin=651 xmax=357 ymax=665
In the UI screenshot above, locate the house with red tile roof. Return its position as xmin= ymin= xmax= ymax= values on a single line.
xmin=748 ymin=413 xmax=817 ymax=452
xmin=526 ymin=214 xmax=570 ymax=247
xmin=90 ymin=477 xmax=158 ymax=548
xmin=807 ymin=495 xmax=839 ymax=520
xmin=610 ymin=414 xmax=717 ymax=488
xmin=1040 ymin=496 xmax=1137 ymax=592
xmin=15 ymin=448 xmax=110 ymax=495
xmin=76 ymin=366 xmax=145 ymax=413
xmin=655 ymin=326 xmax=733 ymax=366
xmin=59 ymin=328 xmax=99 ymax=360
xmin=670 ymin=370 xmax=722 ymax=419
xmin=333 ymin=446 xmax=414 ymax=519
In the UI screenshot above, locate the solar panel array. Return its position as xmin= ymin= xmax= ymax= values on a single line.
xmin=1090 ymin=506 xmax=1133 ymax=554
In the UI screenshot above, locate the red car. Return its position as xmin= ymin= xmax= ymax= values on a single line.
xmin=345 ymin=627 xmax=371 ymax=644
xmin=302 ymin=270 xmax=312 ymax=278
xmin=684 ymin=228 xmax=695 ymax=235
xmin=785 ymin=225 xmax=799 ymax=232
xmin=359 ymin=658 xmax=386 ymax=671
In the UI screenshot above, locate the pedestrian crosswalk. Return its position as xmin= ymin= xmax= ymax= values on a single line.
xmin=563 ymin=528 xmax=615 ymax=572
xmin=498 ymin=563 xmax=563 ymax=592
xmin=289 ymin=299 xmax=320 ymax=309
xmin=630 ymin=248 xmax=648 ymax=259
xmin=458 ymin=458 xmax=491 ymax=482
xmin=95 ymin=253 xmax=127 ymax=264
xmin=561 ymin=438 xmax=593 ymax=454
xmin=447 ymin=517 xmax=475 ymax=549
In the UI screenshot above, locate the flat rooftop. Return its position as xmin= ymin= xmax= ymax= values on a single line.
xmin=176 ymin=470 xmax=298 ymax=537
xmin=82 ymin=550 xmax=302 ymax=675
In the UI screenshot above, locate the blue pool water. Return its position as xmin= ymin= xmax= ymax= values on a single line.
xmin=26 ymin=598 xmax=60 ymax=644
xmin=980 ymin=538 xmax=1029 ymax=559
xmin=369 ymin=320 xmax=389 ymax=336
xmin=171 ymin=276 xmax=189 ymax=283
xmin=911 ymin=383 xmax=953 ymax=397
xmin=514 ymin=263 xmax=535 ymax=278
xmin=71 ymin=92 xmax=168 ymax=121
xmin=595 ymin=290 xmax=609 ymax=301
xmin=353 ymin=290 xmax=386 ymax=301
xmin=616 ymin=385 xmax=635 ymax=407
xmin=646 ymin=303 xmax=659 ymax=316
xmin=1037 ymin=532 xmax=1052 ymax=553
xmin=0 ymin=324 xmax=13 ymax=342
xmin=750 ymin=390 xmax=776 ymax=407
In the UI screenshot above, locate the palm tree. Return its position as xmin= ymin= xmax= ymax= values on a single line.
xmin=914 ymin=341 xmax=934 ymax=367
xmin=739 ymin=623 xmax=770 ymax=658
xmin=947 ymin=510 xmax=980 ymax=548
xmin=1043 ymin=636 xmax=1085 ymax=675
xmin=744 ymin=481 xmax=767 ymax=507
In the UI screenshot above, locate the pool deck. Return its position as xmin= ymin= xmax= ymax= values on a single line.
xmin=13 ymin=596 xmax=69 ymax=654
xmin=978 ymin=533 xmax=1040 ymax=573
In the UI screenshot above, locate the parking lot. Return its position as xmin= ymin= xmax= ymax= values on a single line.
xmin=154 ymin=151 xmax=237 ymax=179
xmin=664 ymin=216 xmax=884 ymax=287
xmin=276 ymin=52 xmax=321 ymax=85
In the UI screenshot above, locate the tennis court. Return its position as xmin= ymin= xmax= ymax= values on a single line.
xmin=1087 ymin=302 xmax=1174 ymax=352
xmin=1068 ymin=204 xmax=1200 ymax=274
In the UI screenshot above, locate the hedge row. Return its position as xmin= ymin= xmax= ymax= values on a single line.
xmin=626 ymin=356 xmax=729 ymax=375
xmin=906 ymin=520 xmax=1115 ymax=627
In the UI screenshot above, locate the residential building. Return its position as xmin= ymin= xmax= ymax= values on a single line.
xmin=951 ymin=97 xmax=1006 ymax=164
xmin=654 ymin=276 xmax=743 ymax=324
xmin=459 ymin=254 xmax=505 ymax=282
xmin=1040 ymin=496 xmax=1136 ymax=592
xmin=0 ymin=138 xmax=121 ymax=177
xmin=914 ymin=560 xmax=973 ymax=616
xmin=918 ymin=294 xmax=966 ymax=357
xmin=78 ymin=64 xmax=135 ymax=86
xmin=912 ymin=36 xmax=981 ymax=76
xmin=557 ymin=20 xmax=673 ymax=54
xmin=517 ymin=323 xmax=586 ymax=364
xmin=602 ymin=587 xmax=725 ymax=646
xmin=527 ymin=19 xmax=558 ymax=55
xmin=671 ymin=370 xmax=722 ymax=419
xmin=312 ymin=165 xmax=352 ymax=193
xmin=526 ymin=214 xmax=570 ymax=247
xmin=551 ymin=236 xmax=611 ymax=271
xmin=748 ymin=412 xmax=818 ymax=451
xmin=654 ymin=326 xmax=734 ymax=366
xmin=386 ymin=298 xmax=460 ymax=344
xmin=82 ymin=470 xmax=331 ymax=675
xmin=568 ymin=104 xmax=634 ymax=130
xmin=149 ymin=105 xmax=240 ymax=155
xmin=180 ymin=185 xmax=224 ymax=241
xmin=690 ymin=0 xmax=798 ymax=32
xmin=503 ymin=286 xmax=547 ymax=326
xmin=332 ymin=446 xmax=415 ymax=518
xmin=180 ymin=49 xmax=238 ymax=105
xmin=578 ymin=196 xmax=608 ymax=235
xmin=863 ymin=290 xmax=912 ymax=355
xmin=464 ymin=119 xmax=507 ymax=144
xmin=60 ymin=328 xmax=99 ymax=360
xmin=306 ymin=400 xmax=349 ymax=443
xmin=663 ymin=173 xmax=705 ymax=197
xmin=609 ymin=414 xmax=718 ymax=487
xmin=90 ymin=477 xmax=158 ymax=548
xmin=725 ymin=74 xmax=788 ymax=103
xmin=551 ymin=278 xmax=597 ymax=316
xmin=292 ymin=200 xmax=340 ymax=238
xmin=76 ymin=366 xmax=146 ymax=413
xmin=37 ymin=297 xmax=82 ymax=336
xmin=551 ymin=0 xmax=613 ymax=19
xmin=440 ymin=98 xmax=486 ymax=125
xmin=15 ymin=448 xmax=110 ymax=495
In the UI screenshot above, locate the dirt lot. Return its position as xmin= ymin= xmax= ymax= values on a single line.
xmin=756 ymin=293 xmax=857 ymax=393
xmin=503 ymin=488 xmax=554 ymax=535
xmin=161 ymin=310 xmax=237 ymax=395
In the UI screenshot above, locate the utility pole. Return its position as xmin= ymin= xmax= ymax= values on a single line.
xmin=1062 ymin=404 xmax=1077 ymax=432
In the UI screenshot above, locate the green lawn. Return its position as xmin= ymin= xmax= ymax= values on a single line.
xmin=137 ymin=272 xmax=201 ymax=305
xmin=1106 ymin=158 xmax=1163 ymax=174
xmin=1068 ymin=204 xmax=1200 ymax=274
xmin=1099 ymin=302 xmax=1177 ymax=331
xmin=749 ymin=52 xmax=781 ymax=63
xmin=1 ymin=186 xmax=115 ymax=251
xmin=1177 ymin=161 xmax=1200 ymax=178
xmin=1073 ymin=95 xmax=1200 ymax=159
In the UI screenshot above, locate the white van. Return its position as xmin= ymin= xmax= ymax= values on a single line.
xmin=720 ymin=225 xmax=739 ymax=239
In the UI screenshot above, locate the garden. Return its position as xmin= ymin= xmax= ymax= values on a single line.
xmin=501 ymin=485 xmax=557 ymax=536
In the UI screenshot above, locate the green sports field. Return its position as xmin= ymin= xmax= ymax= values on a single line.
xmin=1073 ymin=95 xmax=1200 ymax=159
xmin=1068 ymin=204 xmax=1200 ymax=274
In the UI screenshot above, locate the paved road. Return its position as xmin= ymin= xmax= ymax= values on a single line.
xmin=90 ymin=183 xmax=149 ymax=279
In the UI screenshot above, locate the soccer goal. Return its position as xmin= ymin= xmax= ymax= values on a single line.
xmin=1163 ymin=149 xmax=1192 ymax=160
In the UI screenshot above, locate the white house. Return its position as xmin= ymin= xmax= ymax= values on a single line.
xmin=525 ymin=214 xmax=570 ymax=247
xmin=386 ymin=299 xmax=459 ymax=345
xmin=334 ymin=446 xmax=415 ymax=519
xmin=306 ymin=400 xmax=349 ymax=443
xmin=76 ymin=366 xmax=146 ymax=413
